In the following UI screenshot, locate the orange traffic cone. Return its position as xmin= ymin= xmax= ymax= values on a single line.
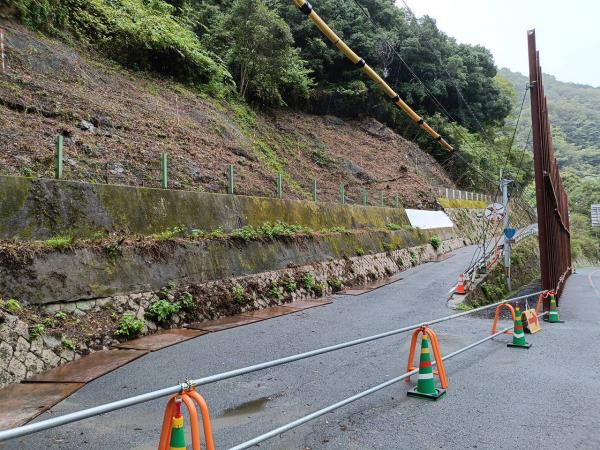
xmin=455 ymin=273 xmax=466 ymax=295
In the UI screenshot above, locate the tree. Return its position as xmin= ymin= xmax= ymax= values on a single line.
xmin=219 ymin=0 xmax=313 ymax=105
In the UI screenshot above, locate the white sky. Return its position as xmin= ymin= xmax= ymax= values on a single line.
xmin=400 ymin=0 xmax=600 ymax=87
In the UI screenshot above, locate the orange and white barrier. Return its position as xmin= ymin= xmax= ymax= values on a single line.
xmin=491 ymin=303 xmax=516 ymax=336
xmin=158 ymin=386 xmax=215 ymax=450
xmin=405 ymin=326 xmax=448 ymax=389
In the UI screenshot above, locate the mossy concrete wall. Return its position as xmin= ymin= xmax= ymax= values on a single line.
xmin=0 ymin=176 xmax=411 ymax=240
xmin=0 ymin=227 xmax=456 ymax=305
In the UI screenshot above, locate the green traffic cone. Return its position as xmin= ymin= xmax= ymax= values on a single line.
xmin=508 ymin=305 xmax=532 ymax=349
xmin=407 ymin=334 xmax=446 ymax=400
xmin=544 ymin=294 xmax=564 ymax=323
xmin=169 ymin=398 xmax=186 ymax=450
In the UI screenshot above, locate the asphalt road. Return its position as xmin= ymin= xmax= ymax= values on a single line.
xmin=4 ymin=247 xmax=599 ymax=450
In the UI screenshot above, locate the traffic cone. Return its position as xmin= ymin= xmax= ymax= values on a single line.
xmin=544 ymin=293 xmax=564 ymax=323
xmin=455 ymin=274 xmax=466 ymax=295
xmin=169 ymin=398 xmax=186 ymax=450
xmin=407 ymin=334 xmax=446 ymax=400
xmin=507 ymin=305 xmax=531 ymax=349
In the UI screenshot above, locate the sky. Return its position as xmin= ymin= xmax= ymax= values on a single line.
xmin=400 ymin=0 xmax=600 ymax=87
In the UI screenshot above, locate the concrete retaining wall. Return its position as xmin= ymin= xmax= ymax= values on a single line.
xmin=0 ymin=227 xmax=457 ymax=305
xmin=0 ymin=176 xmax=410 ymax=240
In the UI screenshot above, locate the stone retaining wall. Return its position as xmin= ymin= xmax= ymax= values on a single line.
xmin=0 ymin=237 xmax=464 ymax=388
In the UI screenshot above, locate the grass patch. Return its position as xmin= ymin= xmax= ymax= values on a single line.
xmin=45 ymin=236 xmax=72 ymax=249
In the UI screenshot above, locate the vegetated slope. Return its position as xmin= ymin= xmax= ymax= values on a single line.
xmin=0 ymin=20 xmax=453 ymax=208
xmin=500 ymin=67 xmax=600 ymax=177
xmin=499 ymin=68 xmax=600 ymax=261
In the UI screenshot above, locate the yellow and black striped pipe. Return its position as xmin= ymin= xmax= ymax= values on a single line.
xmin=292 ymin=0 xmax=454 ymax=152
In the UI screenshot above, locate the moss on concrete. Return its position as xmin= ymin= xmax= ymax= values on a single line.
xmin=0 ymin=176 xmax=411 ymax=240
xmin=437 ymin=198 xmax=486 ymax=209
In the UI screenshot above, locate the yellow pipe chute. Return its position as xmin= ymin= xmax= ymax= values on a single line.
xmin=292 ymin=0 xmax=454 ymax=152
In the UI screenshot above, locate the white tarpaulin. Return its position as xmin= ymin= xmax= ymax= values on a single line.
xmin=405 ymin=209 xmax=454 ymax=230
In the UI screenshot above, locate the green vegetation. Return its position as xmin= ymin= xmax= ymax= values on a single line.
xmin=231 ymin=222 xmax=312 ymax=241
xmin=61 ymin=336 xmax=76 ymax=351
xmin=268 ymin=284 xmax=284 ymax=300
xmin=7 ymin=0 xmax=516 ymax=186
xmin=313 ymin=282 xmax=326 ymax=296
xmin=0 ymin=298 xmax=22 ymax=314
xmin=145 ymin=299 xmax=180 ymax=324
xmin=54 ymin=311 xmax=67 ymax=320
xmin=430 ymin=235 xmax=442 ymax=250
xmin=355 ymin=246 xmax=365 ymax=256
xmin=385 ymin=223 xmax=402 ymax=231
xmin=284 ymin=279 xmax=297 ymax=293
xmin=115 ymin=313 xmax=145 ymax=338
xmin=321 ymin=226 xmax=351 ymax=234
xmin=300 ymin=273 xmax=315 ymax=291
xmin=328 ymin=277 xmax=343 ymax=291
xmin=152 ymin=226 xmax=187 ymax=241
xmin=177 ymin=292 xmax=195 ymax=311
xmin=45 ymin=236 xmax=73 ymax=249
xmin=29 ymin=324 xmax=46 ymax=339
xmin=209 ymin=227 xmax=226 ymax=239
xmin=232 ymin=285 xmax=245 ymax=304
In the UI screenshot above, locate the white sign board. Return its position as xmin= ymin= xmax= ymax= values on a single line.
xmin=484 ymin=203 xmax=505 ymax=221
xmin=591 ymin=204 xmax=600 ymax=227
xmin=405 ymin=209 xmax=454 ymax=230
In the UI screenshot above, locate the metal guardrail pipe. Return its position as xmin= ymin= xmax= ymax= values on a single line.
xmin=0 ymin=291 xmax=545 ymax=442
xmin=228 ymin=324 xmax=518 ymax=450
xmin=291 ymin=0 xmax=453 ymax=152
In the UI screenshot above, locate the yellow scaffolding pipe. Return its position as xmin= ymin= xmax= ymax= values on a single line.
xmin=292 ymin=0 xmax=454 ymax=152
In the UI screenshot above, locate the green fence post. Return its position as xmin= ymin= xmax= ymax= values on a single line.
xmin=54 ymin=135 xmax=63 ymax=179
xmin=339 ymin=183 xmax=345 ymax=204
xmin=312 ymin=179 xmax=317 ymax=202
xmin=276 ymin=173 xmax=283 ymax=199
xmin=227 ymin=164 xmax=234 ymax=194
xmin=362 ymin=189 xmax=367 ymax=206
xmin=394 ymin=195 xmax=399 ymax=208
xmin=380 ymin=191 xmax=384 ymax=207
xmin=160 ymin=152 xmax=168 ymax=189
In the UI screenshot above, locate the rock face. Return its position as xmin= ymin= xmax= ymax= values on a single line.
xmin=0 ymin=310 xmax=76 ymax=388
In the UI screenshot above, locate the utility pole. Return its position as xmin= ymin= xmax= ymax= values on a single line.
xmin=501 ymin=178 xmax=513 ymax=291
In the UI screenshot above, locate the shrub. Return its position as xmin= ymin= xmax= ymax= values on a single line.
xmin=45 ymin=236 xmax=72 ymax=249
xmin=177 ymin=292 xmax=195 ymax=312
xmin=430 ymin=235 xmax=442 ymax=250
xmin=313 ymin=283 xmax=326 ymax=296
xmin=231 ymin=225 xmax=260 ymax=241
xmin=13 ymin=0 xmax=230 ymax=87
xmin=145 ymin=300 xmax=180 ymax=324
xmin=29 ymin=324 xmax=46 ymax=339
xmin=268 ymin=285 xmax=284 ymax=300
xmin=209 ymin=227 xmax=226 ymax=239
xmin=301 ymin=273 xmax=315 ymax=291
xmin=383 ymin=242 xmax=397 ymax=252
xmin=115 ymin=313 xmax=145 ymax=338
xmin=328 ymin=278 xmax=343 ymax=291
xmin=409 ymin=250 xmax=418 ymax=266
xmin=232 ymin=285 xmax=245 ymax=304
xmin=284 ymin=279 xmax=297 ymax=293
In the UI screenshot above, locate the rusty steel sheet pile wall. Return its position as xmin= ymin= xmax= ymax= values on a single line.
xmin=527 ymin=30 xmax=571 ymax=304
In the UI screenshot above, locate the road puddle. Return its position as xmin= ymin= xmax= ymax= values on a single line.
xmin=213 ymin=396 xmax=271 ymax=429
